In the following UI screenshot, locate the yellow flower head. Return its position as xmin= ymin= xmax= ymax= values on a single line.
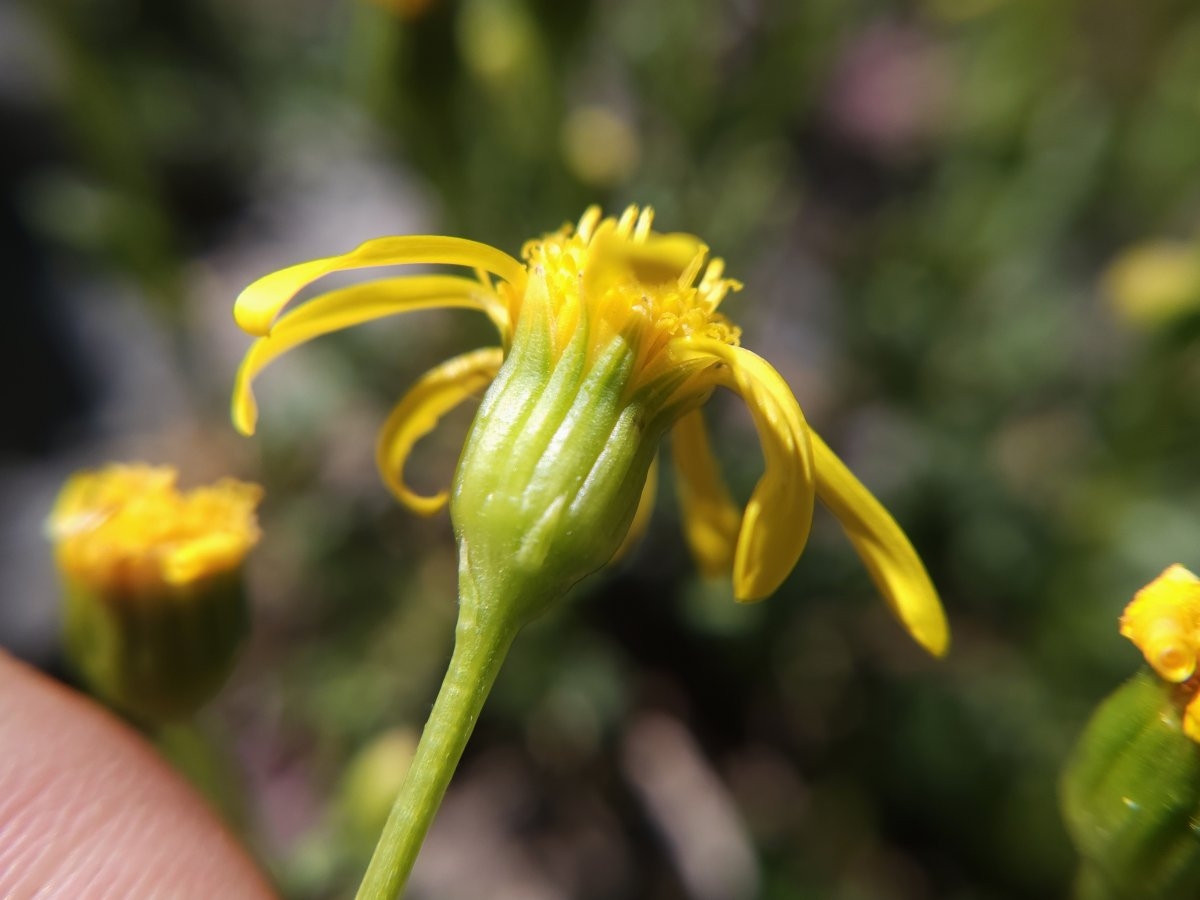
xmin=1121 ymin=565 xmax=1200 ymax=682
xmin=49 ymin=464 xmax=263 ymax=596
xmin=1103 ymin=240 xmax=1200 ymax=330
xmin=233 ymin=206 xmax=948 ymax=654
xmin=48 ymin=464 xmax=263 ymax=721
xmin=1120 ymin=564 xmax=1200 ymax=741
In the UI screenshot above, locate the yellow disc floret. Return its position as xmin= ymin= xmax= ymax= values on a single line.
xmin=518 ymin=206 xmax=743 ymax=386
xmin=49 ymin=464 xmax=263 ymax=597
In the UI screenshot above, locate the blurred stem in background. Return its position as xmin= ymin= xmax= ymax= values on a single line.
xmin=155 ymin=718 xmax=250 ymax=830
xmin=33 ymin=0 xmax=182 ymax=311
xmin=24 ymin=0 xmax=258 ymax=329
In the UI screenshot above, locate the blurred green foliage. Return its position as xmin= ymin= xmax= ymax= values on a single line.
xmin=10 ymin=0 xmax=1200 ymax=897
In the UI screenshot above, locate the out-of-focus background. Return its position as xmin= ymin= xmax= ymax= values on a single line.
xmin=4 ymin=0 xmax=1200 ymax=897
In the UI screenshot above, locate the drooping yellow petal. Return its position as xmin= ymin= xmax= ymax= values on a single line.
xmin=234 ymin=235 xmax=526 ymax=336
xmin=375 ymin=348 xmax=504 ymax=516
xmin=233 ymin=276 xmax=495 ymax=435
xmin=611 ymin=456 xmax=659 ymax=564
xmin=810 ymin=430 xmax=948 ymax=657
xmin=670 ymin=409 xmax=740 ymax=578
xmin=676 ymin=340 xmax=815 ymax=602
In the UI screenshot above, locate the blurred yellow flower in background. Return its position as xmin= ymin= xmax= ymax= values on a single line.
xmin=47 ymin=464 xmax=263 ymax=721
xmin=1120 ymin=563 xmax=1200 ymax=740
xmin=1104 ymin=239 xmax=1200 ymax=330
xmin=49 ymin=464 xmax=262 ymax=595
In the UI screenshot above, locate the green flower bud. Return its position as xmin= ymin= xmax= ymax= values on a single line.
xmin=1062 ymin=671 xmax=1200 ymax=899
xmin=450 ymin=276 xmax=676 ymax=621
xmin=48 ymin=464 xmax=262 ymax=723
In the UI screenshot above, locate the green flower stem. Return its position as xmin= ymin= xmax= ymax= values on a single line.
xmin=355 ymin=600 xmax=520 ymax=900
xmin=154 ymin=719 xmax=247 ymax=831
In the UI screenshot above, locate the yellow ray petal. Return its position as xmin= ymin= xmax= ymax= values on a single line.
xmin=677 ymin=340 xmax=815 ymax=602
xmin=376 ymin=347 xmax=504 ymax=516
xmin=235 ymin=235 xmax=526 ymax=336
xmin=670 ymin=409 xmax=740 ymax=578
xmin=810 ymin=430 xmax=949 ymax=657
xmin=611 ymin=456 xmax=659 ymax=564
xmin=232 ymin=275 xmax=494 ymax=435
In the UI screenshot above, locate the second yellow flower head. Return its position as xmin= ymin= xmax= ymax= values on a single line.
xmin=48 ymin=464 xmax=262 ymax=720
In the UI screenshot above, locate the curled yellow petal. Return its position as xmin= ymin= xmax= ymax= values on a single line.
xmin=233 ymin=276 xmax=494 ymax=435
xmin=810 ymin=431 xmax=948 ymax=657
xmin=376 ymin=348 xmax=504 ymax=516
xmin=234 ymin=235 xmax=526 ymax=336
xmin=611 ymin=456 xmax=659 ymax=564
xmin=678 ymin=340 xmax=815 ymax=602
xmin=670 ymin=409 xmax=740 ymax=578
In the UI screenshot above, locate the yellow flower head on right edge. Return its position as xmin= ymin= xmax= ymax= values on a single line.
xmin=1121 ymin=564 xmax=1200 ymax=741
xmin=231 ymin=206 xmax=949 ymax=655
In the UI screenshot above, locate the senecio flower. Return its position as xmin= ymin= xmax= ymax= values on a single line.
xmin=234 ymin=205 xmax=947 ymax=654
xmin=48 ymin=464 xmax=262 ymax=721
xmin=235 ymin=206 xmax=948 ymax=897
xmin=1120 ymin=563 xmax=1200 ymax=741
